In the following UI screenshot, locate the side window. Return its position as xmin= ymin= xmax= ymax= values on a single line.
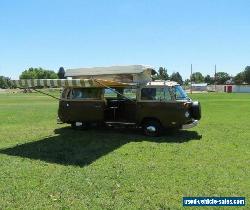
xmin=165 ymin=88 xmax=172 ymax=101
xmin=104 ymin=88 xmax=117 ymax=98
xmin=104 ymin=88 xmax=136 ymax=99
xmin=123 ymin=88 xmax=137 ymax=99
xmin=141 ymin=88 xmax=164 ymax=101
xmin=72 ymin=88 xmax=102 ymax=100
xmin=141 ymin=87 xmax=172 ymax=101
xmin=155 ymin=88 xmax=165 ymax=100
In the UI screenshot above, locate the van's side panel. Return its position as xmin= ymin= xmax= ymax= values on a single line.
xmin=136 ymin=101 xmax=189 ymax=128
xmin=58 ymin=100 xmax=71 ymax=123
xmin=59 ymin=100 xmax=105 ymax=123
xmin=118 ymin=100 xmax=137 ymax=122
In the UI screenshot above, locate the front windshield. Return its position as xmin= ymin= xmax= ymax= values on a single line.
xmin=174 ymin=85 xmax=189 ymax=100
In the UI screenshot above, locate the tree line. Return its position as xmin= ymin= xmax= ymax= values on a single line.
xmin=0 ymin=67 xmax=65 ymax=89
xmin=154 ymin=66 xmax=250 ymax=86
xmin=0 ymin=66 xmax=250 ymax=88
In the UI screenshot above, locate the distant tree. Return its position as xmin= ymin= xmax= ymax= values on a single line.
xmin=0 ymin=76 xmax=14 ymax=89
xmin=215 ymin=72 xmax=230 ymax=85
xmin=183 ymin=79 xmax=190 ymax=86
xmin=191 ymin=72 xmax=204 ymax=83
xmin=233 ymin=72 xmax=245 ymax=85
xmin=0 ymin=76 xmax=8 ymax=88
xmin=170 ymin=72 xmax=183 ymax=85
xmin=154 ymin=67 xmax=169 ymax=80
xmin=57 ymin=67 xmax=65 ymax=79
xmin=232 ymin=66 xmax=250 ymax=85
xmin=244 ymin=66 xmax=250 ymax=84
xmin=20 ymin=67 xmax=58 ymax=79
xmin=6 ymin=77 xmax=13 ymax=88
xmin=204 ymin=75 xmax=214 ymax=84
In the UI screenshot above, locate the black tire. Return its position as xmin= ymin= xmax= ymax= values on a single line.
xmin=191 ymin=101 xmax=201 ymax=120
xmin=142 ymin=120 xmax=162 ymax=137
xmin=71 ymin=122 xmax=88 ymax=130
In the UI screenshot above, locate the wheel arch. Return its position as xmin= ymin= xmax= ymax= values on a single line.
xmin=140 ymin=117 xmax=162 ymax=126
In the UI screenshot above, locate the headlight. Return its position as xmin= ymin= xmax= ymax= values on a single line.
xmin=185 ymin=111 xmax=190 ymax=118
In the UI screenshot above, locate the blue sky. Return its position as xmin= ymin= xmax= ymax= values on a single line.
xmin=0 ymin=0 xmax=250 ymax=79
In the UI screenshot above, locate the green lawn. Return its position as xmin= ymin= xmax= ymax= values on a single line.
xmin=0 ymin=92 xmax=249 ymax=209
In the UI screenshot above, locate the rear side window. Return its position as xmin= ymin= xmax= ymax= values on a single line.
xmin=104 ymin=88 xmax=117 ymax=98
xmin=61 ymin=88 xmax=71 ymax=99
xmin=67 ymin=89 xmax=71 ymax=99
xmin=72 ymin=88 xmax=102 ymax=100
xmin=103 ymin=88 xmax=137 ymax=100
xmin=61 ymin=88 xmax=68 ymax=99
xmin=123 ymin=88 xmax=137 ymax=99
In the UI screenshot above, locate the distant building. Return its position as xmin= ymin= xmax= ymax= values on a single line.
xmin=231 ymin=85 xmax=250 ymax=93
xmin=191 ymin=83 xmax=208 ymax=91
xmin=208 ymin=85 xmax=250 ymax=93
xmin=225 ymin=78 xmax=233 ymax=85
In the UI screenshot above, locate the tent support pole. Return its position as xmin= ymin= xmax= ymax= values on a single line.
xmin=32 ymin=88 xmax=60 ymax=100
xmin=92 ymin=78 xmax=135 ymax=102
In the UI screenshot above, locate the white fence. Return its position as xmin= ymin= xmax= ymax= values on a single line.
xmin=207 ymin=85 xmax=250 ymax=93
xmin=233 ymin=85 xmax=250 ymax=93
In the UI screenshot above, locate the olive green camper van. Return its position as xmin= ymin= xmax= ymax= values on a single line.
xmin=12 ymin=65 xmax=201 ymax=136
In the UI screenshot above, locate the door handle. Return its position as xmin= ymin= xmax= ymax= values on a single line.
xmin=94 ymin=105 xmax=102 ymax=108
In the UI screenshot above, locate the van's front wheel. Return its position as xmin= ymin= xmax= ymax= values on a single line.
xmin=142 ymin=120 xmax=162 ymax=137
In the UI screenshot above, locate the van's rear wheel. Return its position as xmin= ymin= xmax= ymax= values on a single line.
xmin=142 ymin=120 xmax=162 ymax=137
xmin=71 ymin=122 xmax=88 ymax=130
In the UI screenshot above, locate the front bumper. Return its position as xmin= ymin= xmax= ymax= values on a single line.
xmin=182 ymin=119 xmax=199 ymax=129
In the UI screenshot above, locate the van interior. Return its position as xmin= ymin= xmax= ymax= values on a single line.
xmin=104 ymin=88 xmax=137 ymax=123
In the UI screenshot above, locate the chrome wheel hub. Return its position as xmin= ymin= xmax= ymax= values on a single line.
xmin=146 ymin=126 xmax=156 ymax=133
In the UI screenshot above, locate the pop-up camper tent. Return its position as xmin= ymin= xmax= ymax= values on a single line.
xmin=65 ymin=65 xmax=156 ymax=83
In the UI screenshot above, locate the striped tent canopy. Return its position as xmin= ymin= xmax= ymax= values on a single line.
xmin=11 ymin=79 xmax=135 ymax=88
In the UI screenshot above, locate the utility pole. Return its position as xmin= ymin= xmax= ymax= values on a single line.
xmin=190 ymin=64 xmax=193 ymax=94
xmin=214 ymin=64 xmax=217 ymax=92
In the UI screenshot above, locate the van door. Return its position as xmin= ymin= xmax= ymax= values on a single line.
xmin=103 ymin=87 xmax=137 ymax=123
xmin=136 ymin=87 xmax=180 ymax=127
xmin=118 ymin=88 xmax=137 ymax=122
xmin=68 ymin=88 xmax=105 ymax=123
xmin=58 ymin=88 xmax=72 ymax=122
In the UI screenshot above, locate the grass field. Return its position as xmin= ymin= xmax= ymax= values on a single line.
xmin=0 ymin=92 xmax=249 ymax=209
